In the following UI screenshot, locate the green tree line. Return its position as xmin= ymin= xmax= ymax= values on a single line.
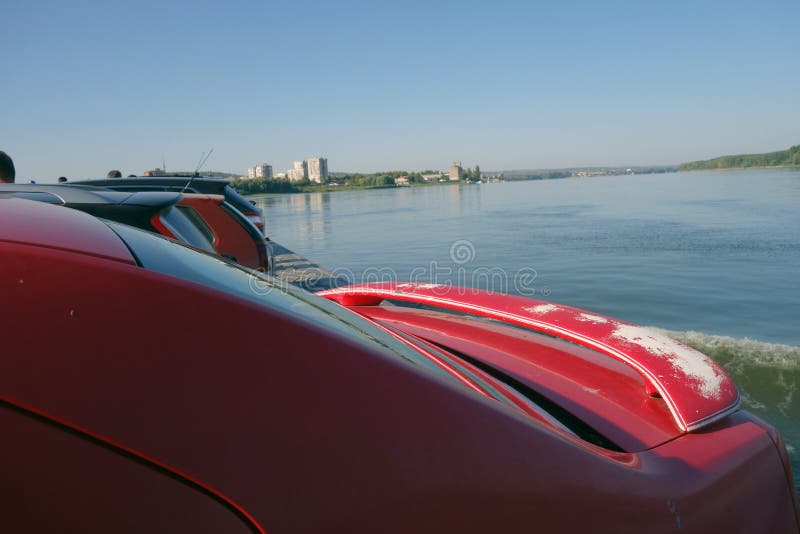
xmin=230 ymin=169 xmax=484 ymax=196
xmin=679 ymin=145 xmax=800 ymax=171
xmin=502 ymin=170 xmax=571 ymax=181
xmin=230 ymin=177 xmax=299 ymax=194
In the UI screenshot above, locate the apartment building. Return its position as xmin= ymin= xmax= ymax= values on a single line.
xmin=307 ymin=157 xmax=329 ymax=183
xmin=247 ymin=163 xmax=273 ymax=179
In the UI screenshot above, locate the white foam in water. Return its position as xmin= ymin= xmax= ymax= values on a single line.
xmin=777 ymin=381 xmax=796 ymax=418
xmin=738 ymin=391 xmax=767 ymax=411
xmin=656 ymin=328 xmax=799 ymax=420
xmin=654 ymin=329 xmax=800 ymax=371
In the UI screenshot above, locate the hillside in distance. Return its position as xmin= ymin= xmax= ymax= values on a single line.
xmin=679 ymin=144 xmax=800 ymax=171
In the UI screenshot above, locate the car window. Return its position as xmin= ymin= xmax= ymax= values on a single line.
xmin=158 ymin=206 xmax=216 ymax=253
xmin=106 ymin=222 xmax=454 ymax=380
xmin=176 ymin=205 xmax=217 ymax=245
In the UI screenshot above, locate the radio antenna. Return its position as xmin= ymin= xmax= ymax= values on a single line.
xmin=184 ymin=148 xmax=214 ymax=192
xmin=195 ymin=148 xmax=214 ymax=174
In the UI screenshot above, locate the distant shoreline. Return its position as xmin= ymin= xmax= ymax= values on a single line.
xmin=240 ymin=165 xmax=800 ymax=198
xmin=242 ymin=179 xmax=466 ymax=197
xmin=678 ymin=144 xmax=799 ymax=171
xmin=677 ymin=164 xmax=800 ymax=172
xmin=234 ymin=166 xmax=679 ymax=197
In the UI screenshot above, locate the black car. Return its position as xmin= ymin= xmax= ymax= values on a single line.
xmin=67 ymin=177 xmax=266 ymax=235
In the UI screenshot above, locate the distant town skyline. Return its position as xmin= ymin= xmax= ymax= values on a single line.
xmin=4 ymin=1 xmax=798 ymax=182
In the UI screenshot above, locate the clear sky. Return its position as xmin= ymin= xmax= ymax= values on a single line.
xmin=3 ymin=0 xmax=798 ymax=181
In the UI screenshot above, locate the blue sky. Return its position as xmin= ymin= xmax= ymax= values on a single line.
xmin=3 ymin=0 xmax=798 ymax=180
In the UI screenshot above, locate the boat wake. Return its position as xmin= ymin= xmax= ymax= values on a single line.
xmin=658 ymin=329 xmax=798 ymax=410
xmin=659 ymin=328 xmax=798 ymax=454
xmin=660 ymin=328 xmax=800 ymax=498
xmin=657 ymin=329 xmax=800 ymax=372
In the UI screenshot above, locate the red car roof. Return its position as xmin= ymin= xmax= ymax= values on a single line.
xmin=0 ymin=198 xmax=135 ymax=265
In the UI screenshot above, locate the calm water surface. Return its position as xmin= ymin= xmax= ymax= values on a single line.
xmin=252 ymin=168 xmax=800 ymax=488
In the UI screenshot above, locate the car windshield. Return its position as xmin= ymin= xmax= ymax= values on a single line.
xmin=105 ymin=222 xmax=456 ymax=381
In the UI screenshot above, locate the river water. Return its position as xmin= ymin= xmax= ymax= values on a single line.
xmin=252 ymin=168 xmax=800 ymax=489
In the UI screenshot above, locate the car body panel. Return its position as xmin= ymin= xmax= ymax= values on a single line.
xmin=317 ymin=282 xmax=740 ymax=434
xmin=178 ymin=193 xmax=270 ymax=272
xmin=0 ymin=403 xmax=260 ymax=534
xmin=2 ymin=200 xmax=798 ymax=532
xmin=0 ymin=197 xmax=135 ymax=264
xmin=346 ymin=304 xmax=678 ymax=451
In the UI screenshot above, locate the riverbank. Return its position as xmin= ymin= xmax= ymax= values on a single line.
xmin=295 ymin=179 xmax=471 ymax=193
xmin=678 ymin=144 xmax=800 ymax=171
xmin=234 ymin=176 xmax=471 ymax=196
xmin=678 ymin=164 xmax=800 ymax=172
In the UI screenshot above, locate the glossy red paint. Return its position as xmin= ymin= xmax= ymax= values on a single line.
xmin=347 ymin=304 xmax=678 ymax=451
xmin=178 ymin=194 xmax=269 ymax=271
xmin=2 ymin=201 xmax=798 ymax=533
xmin=0 ymin=197 xmax=135 ymax=265
xmin=148 ymin=210 xmax=177 ymax=238
xmin=0 ymin=400 xmax=263 ymax=534
xmin=351 ymin=309 xmax=583 ymax=432
xmin=318 ymin=282 xmax=740 ymax=433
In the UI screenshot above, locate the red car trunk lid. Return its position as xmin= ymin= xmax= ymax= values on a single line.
xmin=318 ymin=283 xmax=741 ymax=452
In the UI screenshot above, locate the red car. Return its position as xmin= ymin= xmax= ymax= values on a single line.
xmin=1 ymin=198 xmax=798 ymax=533
xmin=175 ymin=193 xmax=271 ymax=273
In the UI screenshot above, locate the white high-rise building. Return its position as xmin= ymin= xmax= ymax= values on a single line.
xmin=307 ymin=157 xmax=328 ymax=183
xmin=247 ymin=163 xmax=273 ymax=179
xmin=288 ymin=160 xmax=308 ymax=181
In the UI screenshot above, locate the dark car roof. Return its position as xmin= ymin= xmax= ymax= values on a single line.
xmin=0 ymin=184 xmax=182 ymax=209
xmin=66 ymin=177 xmax=260 ymax=217
xmin=68 ymin=177 xmax=230 ymax=195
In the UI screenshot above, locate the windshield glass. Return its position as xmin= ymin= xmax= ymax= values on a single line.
xmin=106 ymin=222 xmax=453 ymax=379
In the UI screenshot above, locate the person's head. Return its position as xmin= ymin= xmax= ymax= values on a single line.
xmin=107 ymin=169 xmax=122 ymax=178
xmin=58 ymin=176 xmax=68 ymax=183
xmin=0 ymin=151 xmax=15 ymax=183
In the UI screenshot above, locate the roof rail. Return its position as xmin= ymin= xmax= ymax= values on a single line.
xmin=317 ymin=282 xmax=740 ymax=433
